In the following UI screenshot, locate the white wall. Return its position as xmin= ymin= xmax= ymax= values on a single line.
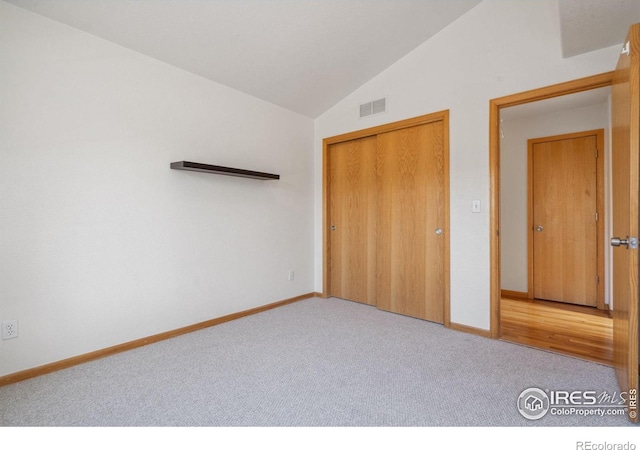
xmin=0 ymin=2 xmax=315 ymax=376
xmin=314 ymin=0 xmax=621 ymax=330
xmin=500 ymin=102 xmax=611 ymax=302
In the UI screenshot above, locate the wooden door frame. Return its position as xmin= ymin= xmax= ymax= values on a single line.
xmin=489 ymin=72 xmax=614 ymax=338
xmin=527 ymin=129 xmax=606 ymax=309
xmin=322 ymin=110 xmax=451 ymax=327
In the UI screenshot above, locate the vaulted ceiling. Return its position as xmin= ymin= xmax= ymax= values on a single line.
xmin=5 ymin=0 xmax=640 ymax=118
xmin=558 ymin=0 xmax=640 ymax=57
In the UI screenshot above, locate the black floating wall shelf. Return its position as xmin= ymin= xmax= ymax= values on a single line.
xmin=170 ymin=161 xmax=280 ymax=180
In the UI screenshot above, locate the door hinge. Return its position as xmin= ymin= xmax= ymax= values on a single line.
xmin=595 ymin=148 xmax=599 ymax=159
xmin=596 ymin=275 xmax=600 ymax=285
xmin=595 ymin=212 xmax=599 ymax=221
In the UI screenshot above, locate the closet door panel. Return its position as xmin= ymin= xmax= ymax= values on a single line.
xmin=328 ymin=136 xmax=377 ymax=305
xmin=375 ymin=121 xmax=445 ymax=323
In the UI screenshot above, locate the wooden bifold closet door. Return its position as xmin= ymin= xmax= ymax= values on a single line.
xmin=326 ymin=113 xmax=448 ymax=324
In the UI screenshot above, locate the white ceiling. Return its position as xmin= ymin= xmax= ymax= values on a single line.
xmin=5 ymin=0 xmax=640 ymax=118
xmin=558 ymin=0 xmax=640 ymax=58
xmin=500 ymin=86 xmax=610 ymax=122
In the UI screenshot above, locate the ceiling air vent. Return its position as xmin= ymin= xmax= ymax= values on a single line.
xmin=359 ymin=97 xmax=387 ymax=118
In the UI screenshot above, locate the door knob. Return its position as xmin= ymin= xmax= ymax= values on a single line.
xmin=535 ymin=225 xmax=544 ymax=232
xmin=435 ymin=228 xmax=443 ymax=235
xmin=611 ymin=236 xmax=638 ymax=249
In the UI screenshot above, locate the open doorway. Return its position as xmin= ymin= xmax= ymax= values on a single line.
xmin=500 ymin=87 xmax=610 ymax=310
xmin=489 ymin=73 xmax=615 ymax=364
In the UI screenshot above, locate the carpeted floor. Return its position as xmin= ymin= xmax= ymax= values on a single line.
xmin=0 ymin=297 xmax=635 ymax=426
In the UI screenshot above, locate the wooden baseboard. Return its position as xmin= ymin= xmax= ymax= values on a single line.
xmin=0 ymin=292 xmax=318 ymax=387
xmin=501 ymin=290 xmax=529 ymax=300
xmin=448 ymin=321 xmax=492 ymax=338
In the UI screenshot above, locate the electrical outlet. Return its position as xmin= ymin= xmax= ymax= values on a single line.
xmin=288 ymin=270 xmax=295 ymax=281
xmin=2 ymin=320 xmax=18 ymax=340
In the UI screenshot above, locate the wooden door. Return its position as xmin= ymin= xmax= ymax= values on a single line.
xmin=328 ymin=136 xmax=378 ymax=305
xmin=611 ymin=24 xmax=639 ymax=423
xmin=529 ymin=131 xmax=601 ymax=307
xmin=375 ymin=121 xmax=445 ymax=323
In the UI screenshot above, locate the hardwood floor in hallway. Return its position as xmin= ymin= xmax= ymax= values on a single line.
xmin=499 ymin=297 xmax=613 ymax=366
